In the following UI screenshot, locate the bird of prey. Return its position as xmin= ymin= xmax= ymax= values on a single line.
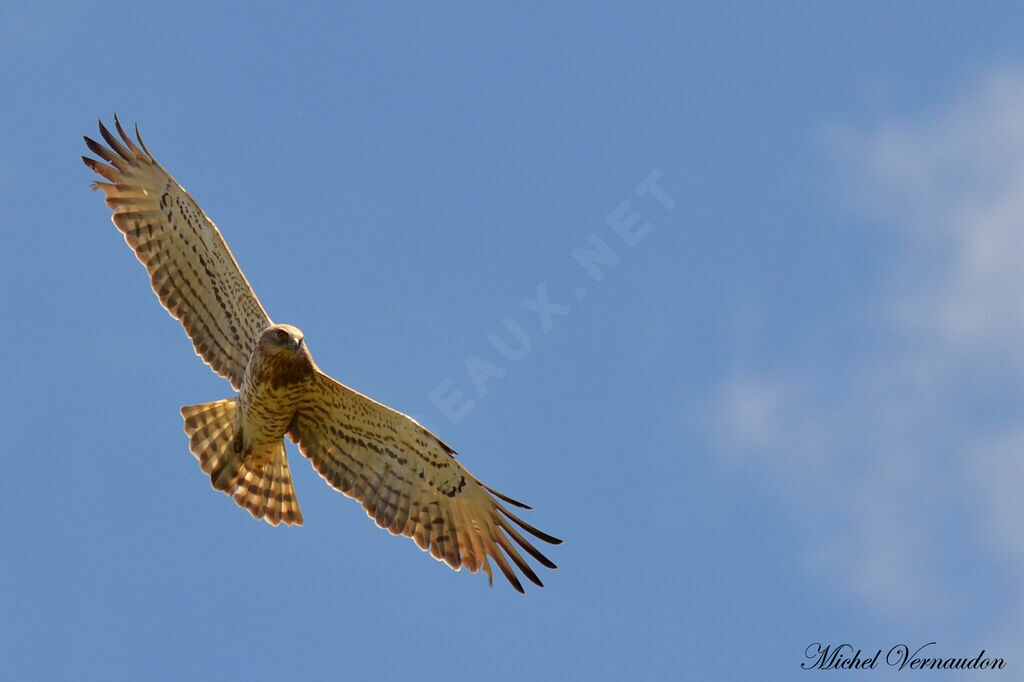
xmin=82 ymin=117 xmax=560 ymax=592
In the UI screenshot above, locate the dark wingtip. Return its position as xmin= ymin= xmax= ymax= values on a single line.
xmin=523 ymin=567 xmax=544 ymax=588
xmin=134 ymin=122 xmax=153 ymax=158
xmin=483 ymin=484 xmax=533 ymax=510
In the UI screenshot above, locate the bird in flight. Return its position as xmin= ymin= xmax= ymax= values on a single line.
xmin=82 ymin=117 xmax=561 ymax=592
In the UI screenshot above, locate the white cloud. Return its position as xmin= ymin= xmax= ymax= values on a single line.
xmin=716 ymin=70 xmax=1024 ymax=633
xmin=841 ymin=71 xmax=1024 ymax=362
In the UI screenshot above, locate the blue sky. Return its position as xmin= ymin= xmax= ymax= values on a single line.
xmin=4 ymin=2 xmax=1024 ymax=679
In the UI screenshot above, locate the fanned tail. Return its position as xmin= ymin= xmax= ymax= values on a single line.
xmin=181 ymin=399 xmax=303 ymax=526
xmin=181 ymin=399 xmax=239 ymax=486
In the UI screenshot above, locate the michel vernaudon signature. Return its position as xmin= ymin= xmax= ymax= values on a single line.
xmin=801 ymin=642 xmax=1005 ymax=671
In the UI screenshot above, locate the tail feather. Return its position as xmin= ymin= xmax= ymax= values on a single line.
xmin=232 ymin=452 xmax=303 ymax=526
xmin=181 ymin=398 xmax=238 ymax=483
xmin=181 ymin=399 xmax=303 ymax=526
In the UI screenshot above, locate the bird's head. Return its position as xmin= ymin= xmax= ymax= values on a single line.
xmin=260 ymin=324 xmax=306 ymax=354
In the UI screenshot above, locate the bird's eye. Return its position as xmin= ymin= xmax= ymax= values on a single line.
xmin=276 ymin=329 xmax=289 ymax=343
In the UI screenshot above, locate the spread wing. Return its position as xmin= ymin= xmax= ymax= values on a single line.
xmin=289 ymin=371 xmax=562 ymax=592
xmin=82 ymin=117 xmax=272 ymax=389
